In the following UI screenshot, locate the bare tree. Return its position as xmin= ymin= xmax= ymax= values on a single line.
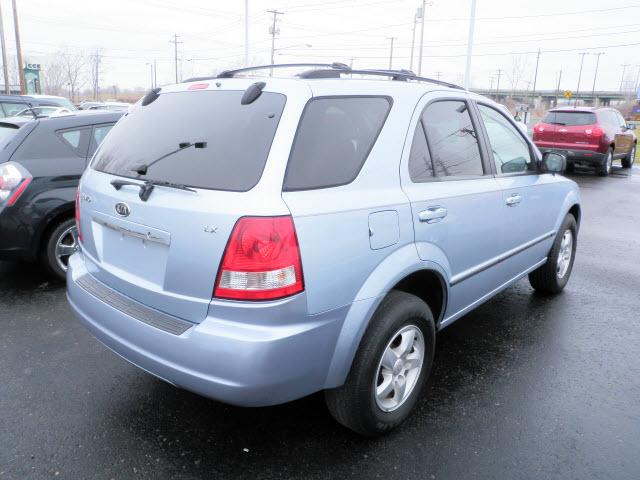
xmin=60 ymin=49 xmax=87 ymax=102
xmin=88 ymin=48 xmax=103 ymax=100
xmin=506 ymin=54 xmax=528 ymax=95
xmin=40 ymin=53 xmax=66 ymax=96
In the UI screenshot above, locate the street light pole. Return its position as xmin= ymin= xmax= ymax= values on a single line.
xmin=463 ymin=0 xmax=477 ymax=90
xmin=387 ymin=37 xmax=396 ymax=70
xmin=591 ymin=52 xmax=604 ymax=106
xmin=417 ymin=0 xmax=426 ymax=76
xmin=409 ymin=9 xmax=419 ymax=71
xmin=10 ymin=0 xmax=25 ymax=94
xmin=619 ymin=64 xmax=630 ymax=93
xmin=244 ymin=0 xmax=249 ymax=66
xmin=268 ymin=9 xmax=284 ymax=76
xmin=575 ymin=52 xmax=588 ymax=106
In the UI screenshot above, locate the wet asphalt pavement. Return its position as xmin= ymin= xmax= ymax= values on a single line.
xmin=1 ymin=166 xmax=640 ymax=480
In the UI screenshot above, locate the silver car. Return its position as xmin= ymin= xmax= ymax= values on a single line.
xmin=67 ymin=64 xmax=580 ymax=435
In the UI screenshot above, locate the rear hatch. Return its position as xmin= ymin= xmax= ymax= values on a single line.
xmin=535 ymin=110 xmax=599 ymax=150
xmin=78 ymin=87 xmax=288 ymax=323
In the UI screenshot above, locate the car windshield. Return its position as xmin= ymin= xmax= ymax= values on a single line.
xmin=92 ymin=90 xmax=286 ymax=192
xmin=543 ymin=111 xmax=596 ymax=126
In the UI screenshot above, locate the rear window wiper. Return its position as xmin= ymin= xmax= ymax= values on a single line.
xmin=111 ymin=178 xmax=196 ymax=201
xmin=131 ymin=141 xmax=207 ymax=175
xmin=548 ymin=121 xmax=566 ymax=125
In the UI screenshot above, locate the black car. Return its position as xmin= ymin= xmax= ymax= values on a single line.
xmin=0 ymin=111 xmax=123 ymax=279
xmin=0 ymin=94 xmax=76 ymax=118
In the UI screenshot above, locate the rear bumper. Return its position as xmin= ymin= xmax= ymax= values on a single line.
xmin=67 ymin=252 xmax=347 ymax=407
xmin=537 ymin=146 xmax=605 ymax=166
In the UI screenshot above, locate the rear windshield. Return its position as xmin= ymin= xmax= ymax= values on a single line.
xmin=92 ymin=90 xmax=286 ymax=191
xmin=543 ymin=111 xmax=596 ymax=126
xmin=0 ymin=123 xmax=20 ymax=149
xmin=283 ymin=96 xmax=391 ymax=191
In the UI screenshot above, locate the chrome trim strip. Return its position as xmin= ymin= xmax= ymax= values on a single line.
xmin=94 ymin=218 xmax=170 ymax=246
xmin=450 ymin=230 xmax=555 ymax=286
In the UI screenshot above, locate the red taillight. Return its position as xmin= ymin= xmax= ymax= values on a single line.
xmin=1 ymin=162 xmax=32 ymax=208
xmin=6 ymin=177 xmax=31 ymax=206
xmin=214 ymin=216 xmax=304 ymax=301
xmin=585 ymin=126 xmax=603 ymax=137
xmin=75 ymin=187 xmax=83 ymax=243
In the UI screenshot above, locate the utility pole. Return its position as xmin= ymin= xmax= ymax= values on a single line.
xmin=146 ymin=62 xmax=154 ymax=90
xmin=244 ymin=0 xmax=249 ymax=66
xmin=633 ymin=64 xmax=640 ymax=98
xmin=417 ymin=0 xmax=426 ymax=76
xmin=387 ymin=37 xmax=396 ymax=70
xmin=93 ymin=51 xmax=102 ymax=100
xmin=154 ymin=59 xmax=157 ymax=88
xmin=489 ymin=76 xmax=494 ymax=91
xmin=170 ymin=34 xmax=182 ymax=83
xmin=463 ymin=0 xmax=477 ymax=89
xmin=555 ymin=69 xmax=562 ymax=107
xmin=11 ymin=0 xmax=25 ymax=94
xmin=591 ymin=52 xmax=604 ymax=106
xmin=619 ymin=64 xmax=630 ymax=92
xmin=575 ymin=52 xmax=588 ymax=106
xmin=435 ymin=71 xmax=441 ymax=80
xmin=531 ymin=48 xmax=541 ymax=96
xmin=267 ymin=9 xmax=284 ymax=76
xmin=409 ymin=8 xmax=419 ymax=71
xmin=0 ymin=1 xmax=10 ymax=94
xmin=495 ymin=68 xmax=502 ymax=101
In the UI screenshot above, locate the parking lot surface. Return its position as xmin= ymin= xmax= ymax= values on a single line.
xmin=1 ymin=166 xmax=639 ymax=480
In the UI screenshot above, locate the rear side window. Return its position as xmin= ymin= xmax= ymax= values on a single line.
xmin=421 ymin=100 xmax=483 ymax=177
xmin=543 ymin=111 xmax=596 ymax=126
xmin=93 ymin=90 xmax=286 ymax=192
xmin=283 ymin=96 xmax=391 ymax=191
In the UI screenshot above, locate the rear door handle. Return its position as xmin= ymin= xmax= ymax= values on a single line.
xmin=505 ymin=194 xmax=522 ymax=207
xmin=418 ymin=206 xmax=448 ymax=224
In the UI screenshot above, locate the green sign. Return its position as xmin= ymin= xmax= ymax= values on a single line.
xmin=24 ymin=63 xmax=41 ymax=94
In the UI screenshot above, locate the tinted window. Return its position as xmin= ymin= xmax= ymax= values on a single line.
xmin=87 ymin=124 xmax=115 ymax=158
xmin=1 ymin=102 xmax=28 ymax=117
xmin=408 ymin=121 xmax=433 ymax=182
xmin=93 ymin=91 xmax=285 ymax=192
xmin=543 ymin=111 xmax=596 ymax=126
xmin=61 ymin=130 xmax=82 ymax=148
xmin=478 ymin=105 xmax=533 ymax=175
xmin=283 ymin=97 xmax=391 ymax=190
xmin=0 ymin=123 xmax=20 ymax=148
xmin=422 ymin=100 xmax=483 ymax=177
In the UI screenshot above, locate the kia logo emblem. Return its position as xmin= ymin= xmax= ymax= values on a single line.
xmin=115 ymin=202 xmax=131 ymax=217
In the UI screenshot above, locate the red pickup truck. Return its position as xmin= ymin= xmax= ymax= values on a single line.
xmin=533 ymin=107 xmax=636 ymax=176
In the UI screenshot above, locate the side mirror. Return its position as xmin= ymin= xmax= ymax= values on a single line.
xmin=621 ymin=124 xmax=630 ymax=132
xmin=541 ymin=151 xmax=566 ymax=174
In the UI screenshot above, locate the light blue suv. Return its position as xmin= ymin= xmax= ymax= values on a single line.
xmin=67 ymin=64 xmax=580 ymax=435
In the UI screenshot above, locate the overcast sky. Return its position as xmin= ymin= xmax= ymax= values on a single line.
xmin=6 ymin=0 xmax=640 ymax=92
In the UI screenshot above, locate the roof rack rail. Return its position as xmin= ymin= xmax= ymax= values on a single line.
xmin=216 ymin=62 xmax=350 ymax=79
xmin=183 ymin=63 xmax=464 ymax=90
xmin=299 ymin=67 xmax=464 ymax=90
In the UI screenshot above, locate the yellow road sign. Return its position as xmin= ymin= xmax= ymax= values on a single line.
xmin=563 ymin=90 xmax=573 ymax=99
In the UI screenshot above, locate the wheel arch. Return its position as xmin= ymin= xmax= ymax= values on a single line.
xmin=324 ymin=243 xmax=449 ymax=388
xmin=33 ymin=202 xmax=75 ymax=259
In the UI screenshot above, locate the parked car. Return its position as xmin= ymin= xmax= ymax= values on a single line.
xmin=15 ymin=106 xmax=72 ymax=118
xmin=533 ymin=106 xmax=637 ymax=175
xmin=84 ymin=101 xmax=131 ymax=112
xmin=67 ymin=65 xmax=581 ymax=435
xmin=0 ymin=110 xmax=123 ymax=279
xmin=0 ymin=94 xmax=76 ymax=118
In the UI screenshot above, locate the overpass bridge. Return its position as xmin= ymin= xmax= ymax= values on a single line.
xmin=470 ymin=89 xmax=629 ymax=108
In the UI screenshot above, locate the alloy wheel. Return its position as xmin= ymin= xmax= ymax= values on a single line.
xmin=556 ymin=229 xmax=573 ymax=279
xmin=55 ymin=226 xmax=79 ymax=273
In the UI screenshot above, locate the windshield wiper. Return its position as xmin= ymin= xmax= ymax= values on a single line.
xmin=111 ymin=178 xmax=196 ymax=201
xmin=131 ymin=141 xmax=207 ymax=175
xmin=549 ymin=121 xmax=566 ymax=125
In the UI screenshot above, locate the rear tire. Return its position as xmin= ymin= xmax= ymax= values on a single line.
xmin=529 ymin=214 xmax=577 ymax=294
xmin=42 ymin=218 xmax=78 ymax=281
xmin=325 ymin=290 xmax=435 ymax=436
xmin=598 ymin=148 xmax=613 ymax=176
xmin=621 ymin=143 xmax=636 ymax=169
